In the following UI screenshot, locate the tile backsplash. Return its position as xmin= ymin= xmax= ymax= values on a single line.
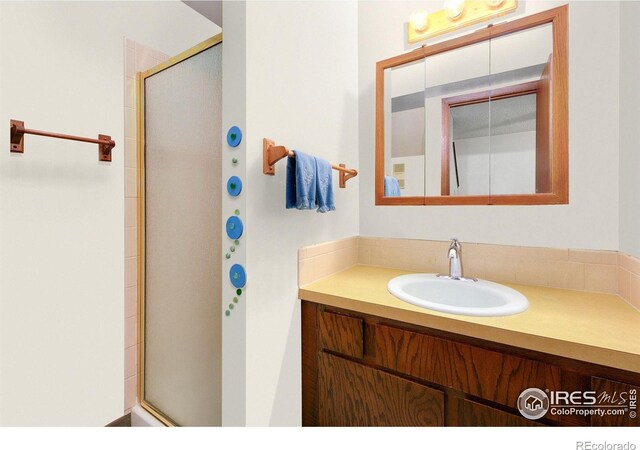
xmin=618 ymin=253 xmax=640 ymax=311
xmin=298 ymin=236 xmax=640 ymax=312
xmin=297 ymin=237 xmax=358 ymax=287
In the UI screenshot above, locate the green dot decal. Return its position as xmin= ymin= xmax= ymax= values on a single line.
xmin=230 ymin=133 xmax=237 ymax=141
xmin=232 ymin=158 xmax=238 ymax=164
xmin=230 ymin=246 xmax=236 ymax=252
xmin=225 ymin=310 xmax=230 ymax=317
xmin=236 ymin=288 xmax=242 ymax=295
xmin=225 ymin=253 xmax=231 ymax=259
xmin=233 ymin=297 xmax=238 ymax=303
xmin=230 ymin=183 xmax=236 ymax=189
xmin=229 ymin=304 xmax=234 ymax=310
xmin=235 ymin=209 xmax=240 ymax=216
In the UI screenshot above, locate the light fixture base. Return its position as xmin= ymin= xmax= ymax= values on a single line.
xmin=408 ymin=0 xmax=518 ymax=45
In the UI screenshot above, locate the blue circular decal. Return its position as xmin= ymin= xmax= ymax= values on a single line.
xmin=226 ymin=216 xmax=243 ymax=240
xmin=227 ymin=176 xmax=242 ymax=197
xmin=226 ymin=126 xmax=242 ymax=147
xmin=229 ymin=264 xmax=246 ymax=288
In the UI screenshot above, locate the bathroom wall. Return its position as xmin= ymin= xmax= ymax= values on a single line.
xmin=242 ymin=1 xmax=359 ymax=425
xmin=358 ymin=1 xmax=621 ymax=250
xmin=0 ymin=1 xmax=214 ymax=426
xmin=221 ymin=0 xmax=247 ymax=426
xmin=619 ymin=1 xmax=640 ymax=259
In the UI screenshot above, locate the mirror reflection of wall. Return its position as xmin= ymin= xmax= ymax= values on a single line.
xmin=386 ymin=59 xmax=425 ymax=197
xmin=448 ymin=92 xmax=537 ymax=196
xmin=382 ymin=19 xmax=555 ymax=200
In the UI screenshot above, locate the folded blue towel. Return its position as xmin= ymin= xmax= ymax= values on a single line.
xmin=286 ymin=150 xmax=336 ymax=213
xmin=286 ymin=150 xmax=316 ymax=210
xmin=384 ymin=176 xmax=401 ymax=197
xmin=315 ymin=157 xmax=335 ymax=213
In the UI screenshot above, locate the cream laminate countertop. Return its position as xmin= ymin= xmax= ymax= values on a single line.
xmin=299 ymin=265 xmax=640 ymax=373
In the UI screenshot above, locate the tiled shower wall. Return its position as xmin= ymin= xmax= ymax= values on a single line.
xmin=123 ymin=38 xmax=169 ymax=414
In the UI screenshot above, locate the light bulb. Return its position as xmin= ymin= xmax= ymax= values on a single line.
xmin=409 ymin=10 xmax=430 ymax=33
xmin=445 ymin=0 xmax=465 ymax=20
xmin=486 ymin=0 xmax=506 ymax=8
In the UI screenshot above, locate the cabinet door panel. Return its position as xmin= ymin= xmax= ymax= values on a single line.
xmin=591 ymin=378 xmax=640 ymax=427
xmin=375 ymin=324 xmax=561 ymax=408
xmin=448 ymin=397 xmax=544 ymax=427
xmin=319 ymin=310 xmax=364 ymax=359
xmin=318 ymin=353 xmax=443 ymax=426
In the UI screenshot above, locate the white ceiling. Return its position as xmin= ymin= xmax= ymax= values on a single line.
xmin=182 ymin=1 xmax=222 ymax=26
xmin=451 ymin=93 xmax=537 ymax=140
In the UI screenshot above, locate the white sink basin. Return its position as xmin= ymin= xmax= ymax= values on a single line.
xmin=387 ymin=274 xmax=528 ymax=317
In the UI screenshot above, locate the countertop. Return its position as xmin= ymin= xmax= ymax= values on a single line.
xmin=299 ymin=265 xmax=640 ymax=373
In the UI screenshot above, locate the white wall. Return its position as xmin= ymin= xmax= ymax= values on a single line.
xmin=0 ymin=1 xmax=215 ymax=426
xmin=619 ymin=1 xmax=640 ymax=259
xmin=390 ymin=155 xmax=424 ymax=197
xmin=243 ymin=1 xmax=359 ymax=425
xmin=359 ymin=1 xmax=620 ymax=250
xmin=221 ymin=0 xmax=247 ymax=426
xmin=452 ymin=132 xmax=536 ymax=196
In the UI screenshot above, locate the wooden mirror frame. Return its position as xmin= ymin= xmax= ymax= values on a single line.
xmin=375 ymin=5 xmax=568 ymax=206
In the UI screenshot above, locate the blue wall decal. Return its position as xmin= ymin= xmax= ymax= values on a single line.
xmin=229 ymin=264 xmax=246 ymax=288
xmin=227 ymin=176 xmax=242 ymax=196
xmin=226 ymin=126 xmax=242 ymax=147
xmin=226 ymin=216 xmax=243 ymax=240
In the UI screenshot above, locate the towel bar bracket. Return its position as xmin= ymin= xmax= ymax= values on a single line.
xmin=98 ymin=135 xmax=114 ymax=162
xmin=9 ymin=119 xmax=115 ymax=162
xmin=10 ymin=120 xmax=24 ymax=153
xmin=339 ymin=164 xmax=358 ymax=189
xmin=263 ymin=138 xmax=289 ymax=175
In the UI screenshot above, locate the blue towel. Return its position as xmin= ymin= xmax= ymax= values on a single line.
xmin=384 ymin=176 xmax=401 ymax=197
xmin=315 ymin=157 xmax=335 ymax=213
xmin=286 ymin=150 xmax=316 ymax=210
xmin=286 ymin=150 xmax=336 ymax=213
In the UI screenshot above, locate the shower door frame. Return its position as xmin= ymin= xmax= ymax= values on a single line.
xmin=136 ymin=34 xmax=222 ymax=427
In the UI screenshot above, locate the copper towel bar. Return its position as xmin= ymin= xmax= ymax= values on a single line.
xmin=10 ymin=119 xmax=116 ymax=162
xmin=263 ymin=138 xmax=358 ymax=188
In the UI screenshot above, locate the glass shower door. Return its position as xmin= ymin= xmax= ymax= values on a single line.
xmin=138 ymin=36 xmax=222 ymax=426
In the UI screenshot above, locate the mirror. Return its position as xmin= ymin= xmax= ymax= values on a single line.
xmin=376 ymin=6 xmax=568 ymax=205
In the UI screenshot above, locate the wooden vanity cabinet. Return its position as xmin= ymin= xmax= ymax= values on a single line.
xmin=302 ymin=301 xmax=640 ymax=427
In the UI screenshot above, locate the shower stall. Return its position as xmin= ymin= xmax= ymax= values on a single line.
xmin=134 ymin=35 xmax=223 ymax=426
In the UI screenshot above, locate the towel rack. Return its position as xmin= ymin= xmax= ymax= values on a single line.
xmin=10 ymin=119 xmax=116 ymax=162
xmin=262 ymin=138 xmax=357 ymax=188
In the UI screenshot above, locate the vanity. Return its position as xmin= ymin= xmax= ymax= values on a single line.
xmin=299 ymin=3 xmax=639 ymax=428
xmin=299 ymin=266 xmax=640 ymax=427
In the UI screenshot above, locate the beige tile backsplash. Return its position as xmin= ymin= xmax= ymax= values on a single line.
xmin=299 ymin=236 xmax=640 ymax=312
xmin=619 ymin=253 xmax=640 ymax=311
xmin=298 ymin=237 xmax=358 ymax=287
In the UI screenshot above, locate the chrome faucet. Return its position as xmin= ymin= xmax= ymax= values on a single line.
xmin=438 ymin=238 xmax=477 ymax=281
xmin=448 ymin=238 xmax=462 ymax=279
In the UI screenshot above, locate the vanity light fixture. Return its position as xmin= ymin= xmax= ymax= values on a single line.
xmin=445 ymin=0 xmax=465 ymax=20
xmin=407 ymin=0 xmax=518 ymax=44
xmin=409 ymin=10 xmax=430 ymax=32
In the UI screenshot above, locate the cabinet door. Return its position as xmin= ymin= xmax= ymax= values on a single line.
xmin=448 ymin=397 xmax=544 ymax=427
xmin=375 ymin=324 xmax=561 ymax=408
xmin=318 ymin=352 xmax=444 ymax=426
xmin=591 ymin=378 xmax=640 ymax=427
